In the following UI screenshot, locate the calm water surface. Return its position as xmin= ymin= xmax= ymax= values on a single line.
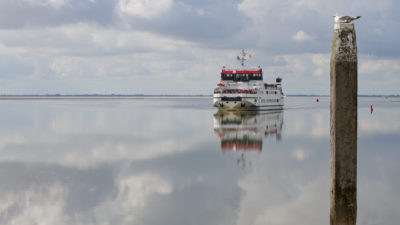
xmin=0 ymin=97 xmax=399 ymax=225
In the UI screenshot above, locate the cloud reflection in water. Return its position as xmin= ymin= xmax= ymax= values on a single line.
xmin=0 ymin=98 xmax=398 ymax=224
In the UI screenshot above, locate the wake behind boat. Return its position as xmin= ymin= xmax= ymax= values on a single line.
xmin=213 ymin=50 xmax=284 ymax=111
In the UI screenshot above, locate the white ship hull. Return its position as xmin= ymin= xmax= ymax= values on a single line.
xmin=213 ymin=92 xmax=284 ymax=111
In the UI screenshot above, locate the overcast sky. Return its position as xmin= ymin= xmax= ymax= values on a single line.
xmin=0 ymin=0 xmax=399 ymax=95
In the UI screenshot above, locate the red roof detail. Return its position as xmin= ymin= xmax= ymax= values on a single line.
xmin=221 ymin=70 xmax=262 ymax=74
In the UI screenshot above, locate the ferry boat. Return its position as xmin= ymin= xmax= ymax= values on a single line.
xmin=213 ymin=50 xmax=284 ymax=111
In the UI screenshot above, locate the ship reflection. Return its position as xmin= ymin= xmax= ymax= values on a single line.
xmin=213 ymin=110 xmax=284 ymax=168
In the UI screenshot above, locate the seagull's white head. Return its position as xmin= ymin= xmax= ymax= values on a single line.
xmin=333 ymin=13 xmax=341 ymax=23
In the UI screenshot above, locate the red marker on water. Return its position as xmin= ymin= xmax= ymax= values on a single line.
xmin=316 ymin=98 xmax=319 ymax=102
xmin=370 ymin=105 xmax=373 ymax=114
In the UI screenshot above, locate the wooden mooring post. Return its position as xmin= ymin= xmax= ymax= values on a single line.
xmin=330 ymin=22 xmax=358 ymax=225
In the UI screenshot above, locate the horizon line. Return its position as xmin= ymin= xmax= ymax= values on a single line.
xmin=0 ymin=94 xmax=399 ymax=97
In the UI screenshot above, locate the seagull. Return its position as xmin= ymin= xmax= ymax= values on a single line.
xmin=333 ymin=14 xmax=361 ymax=23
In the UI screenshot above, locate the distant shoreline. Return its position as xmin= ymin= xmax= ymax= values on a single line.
xmin=0 ymin=94 xmax=399 ymax=100
xmin=0 ymin=95 xmax=212 ymax=100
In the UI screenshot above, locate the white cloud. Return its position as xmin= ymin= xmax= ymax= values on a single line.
xmin=360 ymin=59 xmax=400 ymax=75
xmin=292 ymin=30 xmax=315 ymax=42
xmin=0 ymin=185 xmax=68 ymax=225
xmin=311 ymin=54 xmax=329 ymax=77
xmin=0 ymin=23 xmax=189 ymax=54
xmin=274 ymin=54 xmax=310 ymax=76
xmin=118 ymin=0 xmax=173 ymax=19
xmin=357 ymin=56 xmax=400 ymax=93
xmin=237 ymin=0 xmax=276 ymax=22
xmin=0 ymin=104 xmax=214 ymax=168
xmin=0 ymin=22 xmax=201 ymax=93
xmin=117 ymin=173 xmax=173 ymax=209
xmin=90 ymin=172 xmax=173 ymax=224
xmin=273 ymin=53 xmax=329 ymax=78
xmin=236 ymin=161 xmax=329 ymax=225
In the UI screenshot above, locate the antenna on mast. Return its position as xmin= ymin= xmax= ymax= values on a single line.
xmin=236 ymin=49 xmax=252 ymax=67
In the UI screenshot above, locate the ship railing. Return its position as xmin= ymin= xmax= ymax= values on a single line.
xmin=264 ymin=83 xmax=279 ymax=88
xmin=222 ymin=66 xmax=261 ymax=71
xmin=214 ymin=89 xmax=257 ymax=94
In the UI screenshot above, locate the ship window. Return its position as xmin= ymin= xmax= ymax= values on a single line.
xmin=223 ymin=72 xmax=263 ymax=81
xmin=221 ymin=73 xmax=234 ymax=80
xmin=249 ymin=73 xmax=262 ymax=80
xmin=234 ymin=74 xmax=250 ymax=82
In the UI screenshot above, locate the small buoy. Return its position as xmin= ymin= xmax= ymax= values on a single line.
xmin=316 ymin=98 xmax=319 ymax=102
xmin=370 ymin=105 xmax=373 ymax=114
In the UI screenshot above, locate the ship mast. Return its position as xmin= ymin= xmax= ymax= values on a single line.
xmin=237 ymin=49 xmax=251 ymax=67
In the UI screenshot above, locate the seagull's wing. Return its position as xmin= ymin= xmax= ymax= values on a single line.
xmin=334 ymin=15 xmax=361 ymax=23
xmin=340 ymin=16 xmax=352 ymax=22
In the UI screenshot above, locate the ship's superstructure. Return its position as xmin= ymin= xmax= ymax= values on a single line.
xmin=213 ymin=50 xmax=284 ymax=111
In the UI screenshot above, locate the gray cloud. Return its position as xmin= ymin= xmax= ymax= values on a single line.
xmin=1 ymin=0 xmax=399 ymax=56
xmin=0 ymin=0 xmax=117 ymax=28
xmin=118 ymin=0 xmax=252 ymax=46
